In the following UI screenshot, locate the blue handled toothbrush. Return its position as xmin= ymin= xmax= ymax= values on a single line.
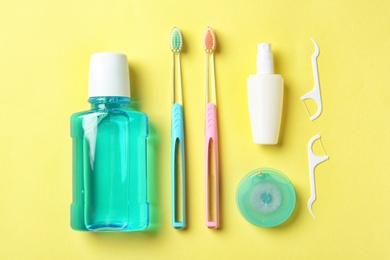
xmin=170 ymin=27 xmax=186 ymax=229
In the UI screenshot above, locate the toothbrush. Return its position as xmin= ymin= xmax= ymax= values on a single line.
xmin=203 ymin=27 xmax=219 ymax=229
xmin=170 ymin=27 xmax=186 ymax=229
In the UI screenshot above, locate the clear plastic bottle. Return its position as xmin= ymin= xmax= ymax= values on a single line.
xmin=70 ymin=53 xmax=149 ymax=232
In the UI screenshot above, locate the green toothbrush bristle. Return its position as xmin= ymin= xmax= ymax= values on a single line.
xmin=170 ymin=27 xmax=182 ymax=53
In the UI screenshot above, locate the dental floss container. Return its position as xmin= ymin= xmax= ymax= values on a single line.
xmin=236 ymin=168 xmax=296 ymax=228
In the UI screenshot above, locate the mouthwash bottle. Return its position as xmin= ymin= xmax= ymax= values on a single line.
xmin=70 ymin=53 xmax=149 ymax=232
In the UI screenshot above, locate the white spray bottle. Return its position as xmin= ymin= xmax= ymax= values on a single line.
xmin=247 ymin=43 xmax=284 ymax=145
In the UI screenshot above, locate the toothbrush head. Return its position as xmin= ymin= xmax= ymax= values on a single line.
xmin=203 ymin=27 xmax=216 ymax=53
xmin=170 ymin=27 xmax=183 ymax=53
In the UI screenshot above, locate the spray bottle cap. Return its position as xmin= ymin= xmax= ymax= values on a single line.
xmin=257 ymin=43 xmax=274 ymax=75
xmin=88 ymin=52 xmax=130 ymax=98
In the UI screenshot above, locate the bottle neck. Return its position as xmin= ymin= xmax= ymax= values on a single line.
xmin=88 ymin=96 xmax=131 ymax=109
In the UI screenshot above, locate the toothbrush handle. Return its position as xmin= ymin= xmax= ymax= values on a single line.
xmin=205 ymin=103 xmax=219 ymax=229
xmin=171 ymin=103 xmax=186 ymax=229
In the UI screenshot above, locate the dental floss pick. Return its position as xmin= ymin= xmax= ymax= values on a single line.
xmin=307 ymin=135 xmax=329 ymax=218
xmin=301 ymin=39 xmax=329 ymax=218
xmin=170 ymin=27 xmax=186 ymax=229
xmin=301 ymin=38 xmax=323 ymax=121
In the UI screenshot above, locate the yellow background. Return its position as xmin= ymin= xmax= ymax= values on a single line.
xmin=1 ymin=0 xmax=389 ymax=259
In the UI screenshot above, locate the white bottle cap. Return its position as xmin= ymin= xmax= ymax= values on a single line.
xmin=257 ymin=43 xmax=274 ymax=75
xmin=88 ymin=52 xmax=131 ymax=98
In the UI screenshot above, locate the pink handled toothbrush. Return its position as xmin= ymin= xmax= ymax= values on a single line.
xmin=204 ymin=27 xmax=219 ymax=229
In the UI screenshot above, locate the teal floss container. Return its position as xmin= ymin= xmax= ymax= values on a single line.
xmin=236 ymin=168 xmax=296 ymax=228
xmin=70 ymin=53 xmax=149 ymax=231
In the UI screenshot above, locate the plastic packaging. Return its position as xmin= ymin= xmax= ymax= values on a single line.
xmin=70 ymin=53 xmax=149 ymax=232
xmin=247 ymin=43 xmax=284 ymax=145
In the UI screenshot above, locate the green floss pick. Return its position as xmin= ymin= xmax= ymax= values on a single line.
xmin=236 ymin=168 xmax=296 ymax=228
